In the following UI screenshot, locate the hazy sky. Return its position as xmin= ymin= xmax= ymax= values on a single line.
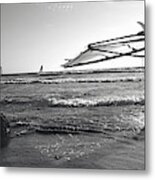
xmin=1 ymin=1 xmax=144 ymax=73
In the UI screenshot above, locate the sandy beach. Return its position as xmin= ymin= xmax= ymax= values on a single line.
xmin=0 ymin=129 xmax=144 ymax=169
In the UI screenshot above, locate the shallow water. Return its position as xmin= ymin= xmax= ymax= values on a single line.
xmin=0 ymin=68 xmax=144 ymax=137
xmin=0 ymin=68 xmax=145 ymax=169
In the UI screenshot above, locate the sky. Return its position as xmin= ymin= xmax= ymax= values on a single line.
xmin=1 ymin=0 xmax=144 ymax=73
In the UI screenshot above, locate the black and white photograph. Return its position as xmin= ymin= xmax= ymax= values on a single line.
xmin=0 ymin=0 xmax=145 ymax=170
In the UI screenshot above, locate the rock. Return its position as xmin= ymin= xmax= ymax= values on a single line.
xmin=0 ymin=113 xmax=10 ymax=148
xmin=54 ymin=155 xmax=61 ymax=160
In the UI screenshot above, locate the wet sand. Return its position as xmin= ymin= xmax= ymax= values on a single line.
xmin=0 ymin=130 xmax=144 ymax=169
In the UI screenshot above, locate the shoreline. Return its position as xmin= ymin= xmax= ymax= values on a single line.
xmin=0 ymin=130 xmax=144 ymax=169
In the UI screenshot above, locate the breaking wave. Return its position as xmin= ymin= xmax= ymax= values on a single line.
xmin=1 ymin=77 xmax=143 ymax=84
xmin=47 ymin=96 xmax=144 ymax=107
xmin=1 ymin=95 xmax=144 ymax=107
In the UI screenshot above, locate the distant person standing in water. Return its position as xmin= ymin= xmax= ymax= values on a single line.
xmin=39 ymin=65 xmax=43 ymax=74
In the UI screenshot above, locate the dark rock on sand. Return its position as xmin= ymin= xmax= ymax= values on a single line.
xmin=0 ymin=113 xmax=10 ymax=148
xmin=132 ymin=127 xmax=145 ymax=141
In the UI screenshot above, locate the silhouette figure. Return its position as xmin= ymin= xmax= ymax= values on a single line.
xmin=39 ymin=65 xmax=43 ymax=74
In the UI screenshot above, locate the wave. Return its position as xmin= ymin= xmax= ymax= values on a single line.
xmin=47 ymin=96 xmax=144 ymax=107
xmin=1 ymin=77 xmax=143 ymax=84
xmin=11 ymin=122 xmax=144 ymax=137
xmin=10 ymin=112 xmax=144 ymax=138
xmin=1 ymin=67 xmax=145 ymax=77
xmin=1 ymin=96 xmax=144 ymax=107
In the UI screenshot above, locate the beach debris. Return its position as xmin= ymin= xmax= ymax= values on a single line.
xmin=15 ymin=129 xmax=31 ymax=136
xmin=65 ymin=157 xmax=71 ymax=161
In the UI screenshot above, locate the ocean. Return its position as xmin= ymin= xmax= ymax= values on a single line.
xmin=1 ymin=67 xmax=144 ymax=136
xmin=0 ymin=67 xmax=145 ymax=169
